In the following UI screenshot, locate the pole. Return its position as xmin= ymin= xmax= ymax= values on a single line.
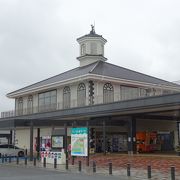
xmin=86 ymin=121 xmax=89 ymax=166
xmin=103 ymin=120 xmax=106 ymax=155
xmin=30 ymin=121 xmax=34 ymax=161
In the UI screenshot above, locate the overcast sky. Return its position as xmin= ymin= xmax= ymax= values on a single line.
xmin=0 ymin=0 xmax=180 ymax=112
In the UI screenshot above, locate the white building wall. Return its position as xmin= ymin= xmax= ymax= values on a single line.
xmin=16 ymin=127 xmax=72 ymax=149
xmin=16 ymin=128 xmax=30 ymax=149
xmin=16 ymin=127 xmax=53 ymax=149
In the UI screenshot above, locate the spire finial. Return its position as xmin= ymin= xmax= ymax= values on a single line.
xmin=90 ymin=24 xmax=95 ymax=34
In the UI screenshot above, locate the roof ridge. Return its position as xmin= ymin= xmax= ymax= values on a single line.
xmin=103 ymin=61 xmax=176 ymax=86
xmin=89 ymin=61 xmax=101 ymax=73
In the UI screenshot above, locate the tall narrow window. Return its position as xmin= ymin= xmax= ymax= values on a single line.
xmin=103 ymin=83 xmax=114 ymax=103
xmin=63 ymin=86 xmax=71 ymax=109
xmin=81 ymin=44 xmax=86 ymax=55
xmin=27 ymin=95 xmax=33 ymax=114
xmin=77 ymin=83 xmax=86 ymax=107
xmin=101 ymin=45 xmax=104 ymax=56
xmin=17 ymin=97 xmax=23 ymax=115
xmin=90 ymin=42 xmax=97 ymax=54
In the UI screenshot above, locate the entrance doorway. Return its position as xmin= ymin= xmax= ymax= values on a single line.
xmin=157 ymin=132 xmax=174 ymax=151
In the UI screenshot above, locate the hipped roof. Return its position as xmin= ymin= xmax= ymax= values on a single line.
xmin=7 ymin=61 xmax=179 ymax=97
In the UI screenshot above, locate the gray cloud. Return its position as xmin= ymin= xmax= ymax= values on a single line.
xmin=1 ymin=0 xmax=180 ymax=112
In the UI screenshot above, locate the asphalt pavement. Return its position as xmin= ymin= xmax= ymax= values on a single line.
xmin=0 ymin=165 xmax=138 ymax=180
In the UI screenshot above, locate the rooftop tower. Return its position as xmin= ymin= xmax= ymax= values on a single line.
xmin=77 ymin=25 xmax=107 ymax=67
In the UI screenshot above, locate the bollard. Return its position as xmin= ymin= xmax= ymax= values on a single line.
xmin=16 ymin=156 xmax=19 ymax=165
xmin=5 ymin=154 xmax=7 ymax=162
xmin=66 ymin=159 xmax=69 ymax=170
xmin=25 ymin=156 xmax=27 ymax=165
xmin=109 ymin=162 xmax=112 ymax=175
xmin=72 ymin=156 xmax=74 ymax=165
xmin=78 ymin=161 xmax=82 ymax=172
xmin=25 ymin=149 xmax=27 ymax=156
xmin=2 ymin=155 xmax=4 ymax=163
xmin=93 ymin=161 xmax=96 ymax=173
xmin=43 ymin=157 xmax=46 ymax=168
xmin=171 ymin=166 xmax=175 ymax=180
xmin=33 ymin=157 xmax=36 ymax=166
xmin=147 ymin=165 xmax=151 ymax=179
xmin=9 ymin=156 xmax=11 ymax=163
xmin=127 ymin=163 xmax=131 ymax=177
xmin=54 ymin=158 xmax=57 ymax=169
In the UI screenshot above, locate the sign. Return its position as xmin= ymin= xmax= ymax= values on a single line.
xmin=51 ymin=136 xmax=64 ymax=148
xmin=71 ymin=127 xmax=88 ymax=156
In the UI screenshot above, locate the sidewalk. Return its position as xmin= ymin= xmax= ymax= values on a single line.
xmin=1 ymin=154 xmax=180 ymax=180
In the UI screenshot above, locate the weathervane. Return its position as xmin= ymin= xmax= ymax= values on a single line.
xmin=90 ymin=24 xmax=95 ymax=34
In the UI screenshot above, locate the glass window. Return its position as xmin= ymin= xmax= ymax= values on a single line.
xmin=77 ymin=83 xmax=86 ymax=107
xmin=121 ymin=86 xmax=139 ymax=100
xmin=27 ymin=95 xmax=33 ymax=114
xmin=38 ymin=90 xmax=57 ymax=112
xmin=91 ymin=42 xmax=97 ymax=54
xmin=63 ymin=86 xmax=71 ymax=109
xmin=103 ymin=83 xmax=114 ymax=103
xmin=17 ymin=97 xmax=23 ymax=115
xmin=101 ymin=45 xmax=104 ymax=56
xmin=81 ymin=44 xmax=86 ymax=55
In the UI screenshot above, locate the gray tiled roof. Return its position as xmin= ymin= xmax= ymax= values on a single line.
xmin=77 ymin=33 xmax=103 ymax=40
xmin=7 ymin=61 xmax=179 ymax=96
xmin=91 ymin=61 xmax=177 ymax=86
xmin=7 ymin=62 xmax=98 ymax=96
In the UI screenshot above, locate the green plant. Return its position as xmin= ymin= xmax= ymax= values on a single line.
xmin=175 ymin=145 xmax=180 ymax=152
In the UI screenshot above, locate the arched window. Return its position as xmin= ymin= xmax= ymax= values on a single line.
xmin=103 ymin=83 xmax=114 ymax=103
xmin=63 ymin=86 xmax=71 ymax=109
xmin=77 ymin=83 xmax=86 ymax=107
xmin=17 ymin=97 xmax=23 ymax=115
xmin=27 ymin=95 xmax=33 ymax=114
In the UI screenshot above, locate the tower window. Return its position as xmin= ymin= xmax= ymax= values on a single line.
xmin=90 ymin=42 xmax=97 ymax=54
xmin=101 ymin=45 xmax=104 ymax=56
xmin=81 ymin=44 xmax=86 ymax=55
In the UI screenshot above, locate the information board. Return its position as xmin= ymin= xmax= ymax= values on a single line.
xmin=71 ymin=127 xmax=88 ymax=156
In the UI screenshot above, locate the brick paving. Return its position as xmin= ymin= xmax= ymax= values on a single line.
xmin=1 ymin=154 xmax=180 ymax=179
xmin=73 ymin=153 xmax=180 ymax=179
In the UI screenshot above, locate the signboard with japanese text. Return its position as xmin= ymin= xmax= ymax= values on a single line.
xmin=71 ymin=127 xmax=88 ymax=156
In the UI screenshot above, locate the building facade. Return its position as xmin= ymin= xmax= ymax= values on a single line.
xmin=1 ymin=26 xmax=180 ymax=156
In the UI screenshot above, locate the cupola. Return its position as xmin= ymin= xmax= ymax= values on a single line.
xmin=77 ymin=25 xmax=107 ymax=67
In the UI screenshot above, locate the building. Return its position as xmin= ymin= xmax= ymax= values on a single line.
xmin=1 ymin=26 xmax=180 ymax=159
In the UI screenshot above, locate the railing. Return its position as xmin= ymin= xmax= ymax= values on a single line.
xmin=0 ymin=91 xmax=174 ymax=118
